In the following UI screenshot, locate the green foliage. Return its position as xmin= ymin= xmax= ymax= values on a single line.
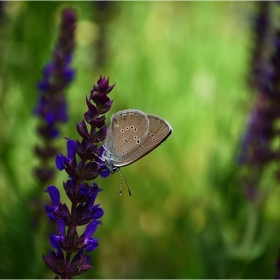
xmin=0 ymin=1 xmax=278 ymax=278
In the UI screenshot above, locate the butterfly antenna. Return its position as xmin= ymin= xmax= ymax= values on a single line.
xmin=118 ymin=169 xmax=122 ymax=196
xmin=119 ymin=169 xmax=131 ymax=196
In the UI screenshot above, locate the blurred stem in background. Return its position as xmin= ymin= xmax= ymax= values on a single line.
xmin=0 ymin=0 xmax=5 ymax=110
xmin=0 ymin=1 xmax=4 ymax=28
xmin=92 ymin=1 xmax=116 ymax=72
xmin=93 ymin=1 xmax=111 ymax=69
xmin=0 ymin=0 xmax=7 ymax=137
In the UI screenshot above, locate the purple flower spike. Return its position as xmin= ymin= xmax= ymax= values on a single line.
xmin=44 ymin=76 xmax=115 ymax=278
xmin=34 ymin=8 xmax=76 ymax=186
xmin=238 ymin=3 xmax=280 ymax=207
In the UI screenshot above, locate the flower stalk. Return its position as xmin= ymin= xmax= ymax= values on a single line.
xmin=43 ymin=76 xmax=114 ymax=278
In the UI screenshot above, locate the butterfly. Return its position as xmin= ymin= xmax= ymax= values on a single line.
xmin=101 ymin=109 xmax=172 ymax=173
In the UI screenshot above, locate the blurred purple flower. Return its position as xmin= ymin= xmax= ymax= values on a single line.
xmin=238 ymin=4 xmax=280 ymax=205
xmin=34 ymin=8 xmax=76 ymax=185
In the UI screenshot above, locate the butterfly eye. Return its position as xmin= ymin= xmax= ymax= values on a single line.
xmin=134 ymin=136 xmax=137 ymax=139
xmin=139 ymin=145 xmax=143 ymax=148
xmin=124 ymin=138 xmax=128 ymax=143
xmin=152 ymin=138 xmax=156 ymax=141
xmin=121 ymin=129 xmax=124 ymax=133
xmin=126 ymin=126 xmax=129 ymax=130
xmin=134 ymin=128 xmax=137 ymax=132
xmin=122 ymin=151 xmax=126 ymax=155
xmin=130 ymin=126 xmax=134 ymax=130
xmin=136 ymin=139 xmax=140 ymax=144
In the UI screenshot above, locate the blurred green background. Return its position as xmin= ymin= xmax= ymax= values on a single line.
xmin=0 ymin=1 xmax=279 ymax=278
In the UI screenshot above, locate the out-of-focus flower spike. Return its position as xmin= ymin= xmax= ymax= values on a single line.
xmin=33 ymin=8 xmax=77 ymax=188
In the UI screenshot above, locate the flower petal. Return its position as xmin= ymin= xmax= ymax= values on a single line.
xmin=85 ymin=238 xmax=99 ymax=252
xmin=100 ymin=166 xmax=110 ymax=178
xmin=57 ymin=219 xmax=66 ymax=237
xmin=67 ymin=139 xmax=77 ymax=159
xmin=56 ymin=154 xmax=66 ymax=170
xmin=84 ymin=221 xmax=98 ymax=239
xmin=45 ymin=185 xmax=60 ymax=207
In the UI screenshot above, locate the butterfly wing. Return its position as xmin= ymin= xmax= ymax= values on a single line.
xmin=113 ymin=113 xmax=173 ymax=167
xmin=137 ymin=113 xmax=172 ymax=157
xmin=105 ymin=109 xmax=149 ymax=167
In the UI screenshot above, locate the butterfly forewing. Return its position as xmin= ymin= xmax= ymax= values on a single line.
xmin=108 ymin=110 xmax=149 ymax=166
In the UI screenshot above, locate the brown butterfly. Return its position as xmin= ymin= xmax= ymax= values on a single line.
xmin=102 ymin=109 xmax=172 ymax=173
